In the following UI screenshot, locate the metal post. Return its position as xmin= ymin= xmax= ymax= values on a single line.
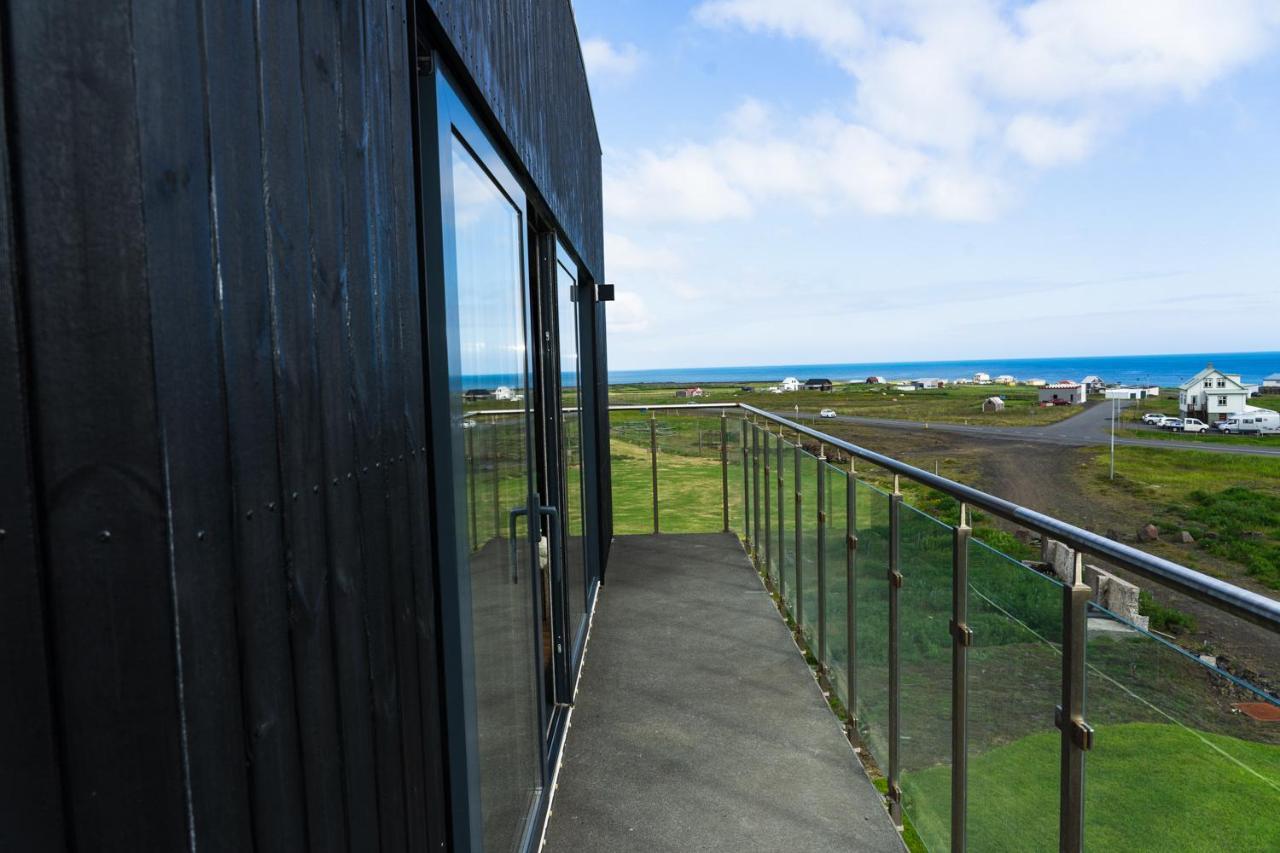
xmin=650 ymin=412 xmax=659 ymax=534
xmin=888 ymin=476 xmax=903 ymax=828
xmin=794 ymin=439 xmax=803 ymax=632
xmin=490 ymin=415 xmax=500 ymax=539
xmin=816 ymin=445 xmax=827 ymax=671
xmin=1058 ymin=552 xmax=1092 ymax=852
xmin=777 ymin=433 xmax=785 ymax=603
xmin=467 ymin=422 xmax=478 ymax=547
xmin=846 ymin=457 xmax=858 ymax=724
xmin=720 ymin=413 xmax=729 ymax=532
xmin=741 ymin=419 xmax=750 ymax=542
xmin=951 ymin=504 xmax=973 ymax=853
xmin=763 ymin=426 xmax=772 ymax=579
xmin=752 ymin=421 xmax=761 ymax=561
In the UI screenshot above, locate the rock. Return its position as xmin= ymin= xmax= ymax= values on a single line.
xmin=1180 ymin=530 xmax=1196 ymax=545
xmin=1043 ymin=539 xmax=1077 ymax=584
xmin=1138 ymin=524 xmax=1160 ymax=542
xmin=1085 ymin=564 xmax=1146 ymax=628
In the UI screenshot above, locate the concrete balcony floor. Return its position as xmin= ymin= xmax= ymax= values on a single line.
xmin=543 ymin=533 xmax=903 ymax=852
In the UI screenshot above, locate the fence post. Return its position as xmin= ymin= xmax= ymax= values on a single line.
xmin=764 ymin=426 xmax=773 ymax=579
xmin=846 ymin=457 xmax=858 ymax=726
xmin=752 ymin=420 xmax=761 ymax=562
xmin=467 ymin=422 xmax=478 ymax=547
xmin=777 ymin=432 xmax=786 ymax=604
xmin=951 ymin=504 xmax=973 ymax=853
xmin=491 ymin=415 xmax=500 ymax=538
xmin=720 ymin=412 xmax=729 ymax=532
xmin=1058 ymin=551 xmax=1092 ymax=852
xmin=888 ymin=475 xmax=903 ymax=828
xmin=794 ymin=438 xmax=803 ymax=631
xmin=741 ymin=418 xmax=750 ymax=543
xmin=650 ymin=412 xmax=659 ymax=534
xmin=816 ymin=444 xmax=827 ymax=671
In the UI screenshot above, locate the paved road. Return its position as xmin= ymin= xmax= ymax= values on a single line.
xmin=777 ymin=402 xmax=1280 ymax=458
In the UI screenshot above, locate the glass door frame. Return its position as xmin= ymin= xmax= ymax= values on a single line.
xmin=416 ymin=59 xmax=549 ymax=853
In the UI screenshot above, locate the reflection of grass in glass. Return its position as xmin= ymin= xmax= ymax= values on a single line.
xmin=905 ymin=723 xmax=1280 ymax=853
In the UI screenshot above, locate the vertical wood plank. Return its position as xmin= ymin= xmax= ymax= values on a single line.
xmin=254 ymin=0 xmax=349 ymax=848
xmin=130 ymin=0 xmax=256 ymax=846
xmin=200 ymin=0 xmax=310 ymax=848
xmin=341 ymin=0 xmax=413 ymax=847
xmin=0 ymin=19 xmax=67 ymax=849
xmin=6 ymin=0 xmax=191 ymax=846
xmin=296 ymin=0 xmax=382 ymax=848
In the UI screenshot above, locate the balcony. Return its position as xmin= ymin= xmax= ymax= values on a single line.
xmin=547 ymin=404 xmax=1280 ymax=852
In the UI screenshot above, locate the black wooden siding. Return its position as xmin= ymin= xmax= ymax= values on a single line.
xmin=423 ymin=0 xmax=605 ymax=280
xmin=0 ymin=0 xmax=452 ymax=848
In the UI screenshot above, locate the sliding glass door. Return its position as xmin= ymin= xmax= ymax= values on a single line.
xmin=437 ymin=78 xmax=543 ymax=852
xmin=556 ymin=245 xmax=589 ymax=658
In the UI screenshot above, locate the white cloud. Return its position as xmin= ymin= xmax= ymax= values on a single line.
xmin=600 ymin=0 xmax=1280 ymax=228
xmin=1005 ymin=114 xmax=1096 ymax=167
xmin=581 ymin=38 xmax=644 ymax=79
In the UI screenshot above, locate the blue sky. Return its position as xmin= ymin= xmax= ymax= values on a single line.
xmin=571 ymin=0 xmax=1280 ymax=371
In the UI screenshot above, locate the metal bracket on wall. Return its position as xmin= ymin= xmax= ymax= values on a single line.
xmin=949 ymin=619 xmax=973 ymax=647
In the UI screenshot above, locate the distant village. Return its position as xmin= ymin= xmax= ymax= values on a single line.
xmin=670 ymin=362 xmax=1280 ymax=426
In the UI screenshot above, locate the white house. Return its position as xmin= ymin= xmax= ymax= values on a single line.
xmin=1105 ymin=386 xmax=1160 ymax=400
xmin=1081 ymin=375 xmax=1106 ymax=393
xmin=1039 ymin=381 xmax=1086 ymax=406
xmin=994 ymin=374 xmax=1017 ymax=385
xmin=1025 ymin=378 xmax=1047 ymax=387
xmin=1263 ymin=372 xmax=1280 ymax=394
xmin=781 ymin=377 xmax=801 ymax=392
xmin=1178 ymin=364 xmax=1251 ymax=422
xmin=494 ymin=385 xmax=514 ymax=401
xmin=973 ymin=372 xmax=991 ymax=384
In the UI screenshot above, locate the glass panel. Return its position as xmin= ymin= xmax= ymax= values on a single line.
xmin=727 ymin=417 xmax=745 ymax=538
xmin=855 ymin=479 xmax=891 ymax=766
xmin=653 ymin=411 xmax=727 ymax=533
xmin=607 ymin=410 xmax=654 ymax=535
xmin=897 ymin=504 xmax=954 ymax=852
xmin=450 ymin=136 xmax=540 ymax=851
xmin=824 ymin=463 xmax=850 ymax=702
xmin=556 ymin=254 xmax=588 ymax=643
xmin=799 ymin=449 xmax=819 ymax=649
xmin=1085 ymin=601 xmax=1280 ymax=850
xmin=965 ymin=540 xmax=1063 ymax=852
xmin=778 ymin=440 xmax=795 ymax=614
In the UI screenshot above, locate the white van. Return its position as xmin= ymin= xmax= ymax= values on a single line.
xmin=1219 ymin=409 xmax=1280 ymax=435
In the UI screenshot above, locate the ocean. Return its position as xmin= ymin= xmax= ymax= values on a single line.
xmin=608 ymin=351 xmax=1280 ymax=388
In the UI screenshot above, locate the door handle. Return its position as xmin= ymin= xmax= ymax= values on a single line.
xmin=508 ymin=507 xmax=528 ymax=584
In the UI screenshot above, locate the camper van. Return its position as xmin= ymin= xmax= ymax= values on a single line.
xmin=1219 ymin=409 xmax=1280 ymax=435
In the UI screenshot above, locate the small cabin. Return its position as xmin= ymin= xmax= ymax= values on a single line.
xmin=982 ymin=396 xmax=1005 ymax=412
xmin=804 ymin=378 xmax=833 ymax=392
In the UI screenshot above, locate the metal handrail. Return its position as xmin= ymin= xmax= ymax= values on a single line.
xmin=610 ymin=401 xmax=1280 ymax=634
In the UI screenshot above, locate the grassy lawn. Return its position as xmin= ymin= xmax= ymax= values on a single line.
xmin=608 ymin=381 xmax=1093 ymax=426
xmin=904 ymin=723 xmax=1280 ymax=852
xmin=1086 ymin=446 xmax=1280 ymax=589
xmin=1116 ymin=427 xmax=1277 ymax=446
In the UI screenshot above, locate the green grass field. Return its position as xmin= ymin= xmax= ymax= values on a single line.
xmin=1089 ymin=445 xmax=1280 ymax=589
xmin=608 ymin=380 xmax=1092 ymax=426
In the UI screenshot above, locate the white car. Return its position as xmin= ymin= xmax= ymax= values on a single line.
xmin=1155 ymin=415 xmax=1182 ymax=429
xmin=1180 ymin=417 xmax=1209 ymax=434
xmin=819 ymin=408 xmax=837 ymax=419
xmin=1140 ymin=412 xmax=1165 ymax=424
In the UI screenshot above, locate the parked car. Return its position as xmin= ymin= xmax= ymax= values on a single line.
xmin=1140 ymin=412 xmax=1165 ymax=424
xmin=1159 ymin=417 xmax=1184 ymax=431
xmin=1180 ymin=417 xmax=1209 ymax=434
xmin=819 ymin=408 xmax=837 ymax=419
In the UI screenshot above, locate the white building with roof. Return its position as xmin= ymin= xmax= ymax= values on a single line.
xmin=1039 ymin=381 xmax=1086 ymax=406
xmin=1178 ymin=364 xmax=1251 ymax=421
xmin=1262 ymin=373 xmax=1280 ymax=394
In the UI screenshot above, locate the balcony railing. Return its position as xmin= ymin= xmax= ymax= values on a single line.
xmin=608 ymin=402 xmax=1280 ymax=853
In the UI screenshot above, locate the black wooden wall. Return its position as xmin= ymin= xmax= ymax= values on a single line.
xmin=0 ymin=0 xmax=449 ymax=849
xmin=423 ymin=0 xmax=605 ymax=280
